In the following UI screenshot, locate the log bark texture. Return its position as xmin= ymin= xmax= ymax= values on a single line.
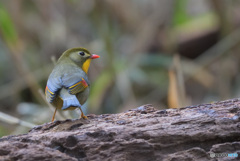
xmin=0 ymin=99 xmax=240 ymax=161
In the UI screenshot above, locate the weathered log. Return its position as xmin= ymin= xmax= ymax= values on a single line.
xmin=0 ymin=99 xmax=240 ymax=161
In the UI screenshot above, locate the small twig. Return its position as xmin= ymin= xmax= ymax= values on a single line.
xmin=174 ymin=54 xmax=187 ymax=107
xmin=51 ymin=56 xmax=57 ymax=65
xmin=0 ymin=111 xmax=36 ymax=128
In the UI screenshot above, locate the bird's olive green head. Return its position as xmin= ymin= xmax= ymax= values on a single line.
xmin=58 ymin=47 xmax=100 ymax=73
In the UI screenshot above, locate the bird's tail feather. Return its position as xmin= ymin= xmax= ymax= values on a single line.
xmin=62 ymin=95 xmax=81 ymax=110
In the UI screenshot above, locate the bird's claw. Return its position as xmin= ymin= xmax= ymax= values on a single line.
xmin=80 ymin=114 xmax=88 ymax=119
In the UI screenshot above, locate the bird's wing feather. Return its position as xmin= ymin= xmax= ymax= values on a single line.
xmin=46 ymin=66 xmax=89 ymax=103
xmin=67 ymin=78 xmax=88 ymax=95
xmin=45 ymin=76 xmax=62 ymax=103
xmin=61 ymin=72 xmax=89 ymax=95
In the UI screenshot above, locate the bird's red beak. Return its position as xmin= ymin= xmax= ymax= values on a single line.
xmin=91 ymin=54 xmax=100 ymax=59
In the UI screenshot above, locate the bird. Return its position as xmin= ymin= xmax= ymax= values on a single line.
xmin=45 ymin=47 xmax=100 ymax=122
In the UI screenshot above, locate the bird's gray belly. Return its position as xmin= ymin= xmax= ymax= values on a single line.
xmin=76 ymin=87 xmax=90 ymax=105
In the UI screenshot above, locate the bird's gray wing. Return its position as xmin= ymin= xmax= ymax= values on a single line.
xmin=45 ymin=72 xmax=62 ymax=103
xmin=61 ymin=70 xmax=90 ymax=95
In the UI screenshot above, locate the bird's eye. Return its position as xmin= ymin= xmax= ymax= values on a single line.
xmin=79 ymin=51 xmax=85 ymax=56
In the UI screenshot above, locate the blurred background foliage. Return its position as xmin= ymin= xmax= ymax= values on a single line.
xmin=1 ymin=0 xmax=240 ymax=136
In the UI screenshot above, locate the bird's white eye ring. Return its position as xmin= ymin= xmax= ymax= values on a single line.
xmin=79 ymin=51 xmax=85 ymax=56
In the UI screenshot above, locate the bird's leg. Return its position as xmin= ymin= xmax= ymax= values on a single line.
xmin=51 ymin=108 xmax=57 ymax=122
xmin=79 ymin=107 xmax=88 ymax=119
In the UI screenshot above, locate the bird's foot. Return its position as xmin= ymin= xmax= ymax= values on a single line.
xmin=80 ymin=113 xmax=88 ymax=119
xmin=79 ymin=107 xmax=88 ymax=119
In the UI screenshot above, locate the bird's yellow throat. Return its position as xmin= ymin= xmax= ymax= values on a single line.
xmin=82 ymin=59 xmax=92 ymax=73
